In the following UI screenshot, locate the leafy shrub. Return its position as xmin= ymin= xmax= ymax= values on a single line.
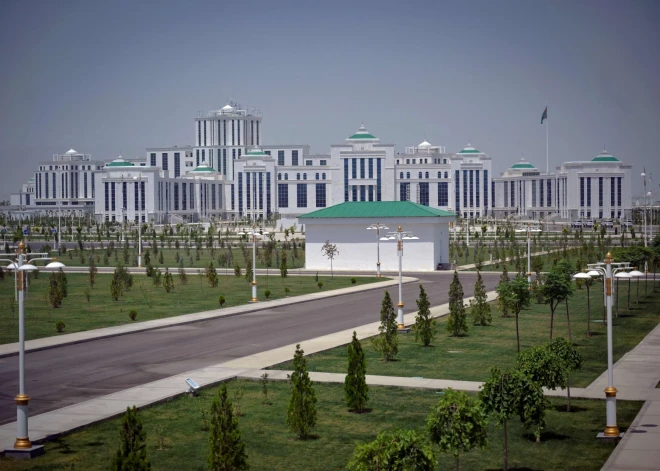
xmin=219 ymin=295 xmax=226 ymax=307
xmin=55 ymin=320 xmax=65 ymax=333
xmin=284 ymin=286 xmax=290 ymax=296
xmin=264 ymin=290 xmax=271 ymax=299
xmin=129 ymin=309 xmax=138 ymax=321
xmin=351 ymin=278 xmax=357 ymax=284
xmin=317 ymin=281 xmax=323 ymax=289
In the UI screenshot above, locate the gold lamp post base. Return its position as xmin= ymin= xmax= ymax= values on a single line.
xmin=603 ymin=425 xmax=621 ymax=437
xmin=13 ymin=437 xmax=32 ymax=449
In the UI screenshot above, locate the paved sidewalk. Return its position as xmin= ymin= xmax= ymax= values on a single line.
xmin=0 ymin=276 xmax=415 ymax=358
xmin=600 ymin=322 xmax=660 ymax=471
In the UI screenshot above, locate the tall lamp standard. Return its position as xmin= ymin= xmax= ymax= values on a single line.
xmin=238 ymin=224 xmax=269 ymax=302
xmin=1 ymin=242 xmax=65 ymax=458
xmin=642 ymin=169 xmax=648 ymax=247
xmin=574 ymin=253 xmax=631 ymax=439
xmin=381 ymin=225 xmax=418 ymax=330
xmin=134 ymin=174 xmax=143 ymax=267
xmin=366 ymin=222 xmax=388 ymax=278
xmin=527 ymin=222 xmax=532 ymax=287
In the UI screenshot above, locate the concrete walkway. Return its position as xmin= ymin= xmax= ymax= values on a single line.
xmin=0 ymin=276 xmax=416 ymax=358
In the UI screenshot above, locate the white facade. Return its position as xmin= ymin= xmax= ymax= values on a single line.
xmin=300 ymin=202 xmax=453 ymax=272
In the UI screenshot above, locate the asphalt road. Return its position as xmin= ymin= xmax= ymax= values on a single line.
xmin=0 ymin=271 xmax=501 ymax=425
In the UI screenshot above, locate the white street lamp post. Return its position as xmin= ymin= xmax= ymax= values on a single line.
xmin=134 ymin=175 xmax=143 ymax=267
xmin=527 ymin=222 xmax=532 ymax=287
xmin=367 ymin=222 xmax=388 ymax=278
xmin=575 ymin=253 xmax=632 ymax=439
xmin=642 ymin=170 xmax=648 ymax=247
xmin=1 ymin=241 xmax=65 ymax=458
xmin=381 ymin=225 xmax=418 ymax=329
xmin=238 ymin=224 xmax=269 ymax=302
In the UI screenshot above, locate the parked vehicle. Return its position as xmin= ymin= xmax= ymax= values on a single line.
xmin=602 ymin=219 xmax=614 ymax=228
xmin=571 ymin=220 xmax=583 ymax=228
xmin=584 ymin=220 xmax=594 ymax=228
xmin=622 ymin=220 xmax=634 ymax=229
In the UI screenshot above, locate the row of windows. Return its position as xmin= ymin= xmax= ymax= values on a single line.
xmin=395 ymin=158 xmax=448 ymax=165
xmin=399 ymin=171 xmax=450 ymax=180
xmin=277 ymin=173 xmax=326 ymax=181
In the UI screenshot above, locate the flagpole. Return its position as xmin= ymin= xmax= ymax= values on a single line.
xmin=546 ymin=103 xmax=549 ymax=174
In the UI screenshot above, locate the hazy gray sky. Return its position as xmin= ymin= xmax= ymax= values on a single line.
xmin=1 ymin=0 xmax=659 ymax=200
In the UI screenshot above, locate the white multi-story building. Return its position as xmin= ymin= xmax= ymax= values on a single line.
xmin=556 ymin=150 xmax=632 ymax=221
xmin=9 ymin=103 xmax=634 ymax=225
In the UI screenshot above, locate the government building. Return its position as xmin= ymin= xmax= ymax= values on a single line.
xmin=8 ymin=103 xmax=633 ymax=224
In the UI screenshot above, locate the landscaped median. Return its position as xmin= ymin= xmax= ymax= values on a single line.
xmin=0 ymin=272 xmax=382 ymax=345
xmin=270 ymin=280 xmax=660 ymax=387
xmin=0 ymin=379 xmax=642 ymax=471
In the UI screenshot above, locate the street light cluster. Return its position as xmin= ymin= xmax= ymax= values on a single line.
xmin=237 ymin=224 xmax=269 ymax=303
xmin=572 ymin=254 xmax=644 ymax=439
xmin=1 ymin=242 xmax=66 ymax=457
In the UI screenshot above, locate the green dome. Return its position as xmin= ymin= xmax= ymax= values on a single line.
xmin=191 ymin=164 xmax=216 ymax=172
xmin=592 ymin=151 xmax=618 ymax=162
xmin=458 ymin=143 xmax=481 ymax=154
xmin=348 ymin=124 xmax=377 ymax=140
xmin=105 ymin=158 xmax=135 ymax=167
xmin=246 ymin=146 xmax=268 ymax=156
xmin=511 ymin=163 xmax=536 ymax=169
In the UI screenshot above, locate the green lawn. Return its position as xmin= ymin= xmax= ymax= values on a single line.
xmin=0 ymin=273 xmax=379 ymax=345
xmin=272 ymin=280 xmax=660 ymax=387
xmin=45 ymin=244 xmax=306 ymax=270
xmin=0 ymin=379 xmax=642 ymax=471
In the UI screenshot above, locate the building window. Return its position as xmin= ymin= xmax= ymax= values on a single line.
xmin=425 ymin=172 xmax=429 ymax=179
xmin=352 ymin=159 xmax=357 ymax=179
xmin=344 ymin=160 xmax=349 ymax=202
xmin=419 ymin=182 xmax=429 ymax=206
xmin=297 ymin=173 xmax=300 ymax=180
xmin=437 ymin=172 xmax=441 ymax=179
xmin=587 ymin=177 xmax=592 ymax=207
xmin=303 ymin=173 xmax=307 ymax=180
xmin=406 ymin=172 xmax=410 ymax=179
xmin=84 ymin=173 xmax=88 ymax=199
xmin=360 ymin=158 xmax=365 ymax=178
xmin=104 ymin=182 xmax=109 ymax=211
xmin=418 ymin=172 xmax=422 ymax=179
xmin=617 ymin=177 xmax=622 ymax=206
xmin=438 ymin=182 xmax=448 ymax=206
xmin=400 ymin=182 xmax=410 ymax=201
xmin=284 ymin=173 xmax=288 ymax=180
xmin=278 ymin=184 xmax=288 ymax=208
xmin=510 ymin=181 xmax=515 ymax=207
xmin=150 ymin=153 xmax=156 ymax=166
xmin=174 ymin=153 xmax=180 ymax=178
xmin=320 ymin=160 xmax=327 ymax=166
xmin=610 ymin=177 xmax=615 ymax=206
xmin=306 ymin=160 xmax=313 ymax=166
xmin=278 ymin=151 xmax=284 ymax=166
xmin=599 ymin=177 xmax=603 ymax=207
xmin=377 ymin=159 xmax=382 ymax=201
xmin=368 ymin=185 xmax=374 ymax=201
xmin=352 ymin=186 xmax=358 ymax=201
xmin=134 ymin=182 xmax=139 ymax=210
xmin=315 ymin=173 xmax=319 ymax=180
xmin=292 ymin=150 xmax=299 ymax=166
xmin=580 ymin=177 xmax=585 ymax=207
xmin=238 ymin=173 xmax=243 ymax=214
xmin=368 ymin=158 xmax=373 ymax=178
xmin=278 ymin=173 xmax=281 ymax=180
xmin=455 ymin=170 xmax=460 ymax=213
xmin=182 ymin=182 xmax=187 ymax=210
xmin=360 ymin=185 xmax=366 ymax=201
xmin=483 ymin=170 xmax=488 ymax=211
xmin=532 ymin=180 xmax=537 ymax=207
xmin=400 ymin=172 xmax=403 ymax=179
xmin=297 ymin=184 xmax=307 ymax=207
xmin=547 ymin=180 xmax=551 ymax=207
xmin=174 ymin=183 xmax=179 ymax=210
xmin=539 ymin=179 xmax=544 ymax=207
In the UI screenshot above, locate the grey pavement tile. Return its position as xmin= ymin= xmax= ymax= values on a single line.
xmin=608 ymin=450 xmax=660 ymax=469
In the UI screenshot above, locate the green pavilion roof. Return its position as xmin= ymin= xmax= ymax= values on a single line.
xmin=348 ymin=132 xmax=377 ymax=139
xmin=511 ymin=163 xmax=536 ymax=169
xmin=191 ymin=165 xmax=216 ymax=172
xmin=299 ymin=201 xmax=456 ymax=219
xmin=105 ymin=159 xmax=135 ymax=167
xmin=592 ymin=151 xmax=618 ymax=162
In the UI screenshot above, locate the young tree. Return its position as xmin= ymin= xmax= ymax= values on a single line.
xmin=547 ymin=338 xmax=583 ymax=412
xmin=479 ymin=368 xmax=545 ymax=469
xmin=321 ymin=240 xmax=339 ymax=279
xmin=345 ymin=331 xmax=369 ymax=413
xmin=48 ymin=272 xmax=64 ymax=308
xmin=516 ymin=345 xmax=564 ymax=428
xmin=447 ymin=271 xmax=468 ymax=337
xmin=413 ymin=285 xmax=436 ymax=346
xmin=208 ymin=383 xmax=249 ymax=471
xmin=470 ymin=271 xmax=491 ymax=326
xmin=371 ymin=290 xmax=399 ymax=361
xmin=541 ymin=267 xmax=574 ymax=340
xmin=496 ymin=265 xmax=511 ymax=318
xmin=497 ymin=275 xmax=531 ymax=352
xmin=110 ymin=273 xmax=122 ymax=301
xmin=112 ymin=406 xmax=150 ymax=471
xmin=286 ymin=344 xmax=317 ymax=439
xmin=280 ymin=251 xmax=288 ymax=278
xmin=206 ymin=262 xmax=219 ymax=288
xmin=347 ymin=429 xmax=435 ymax=471
xmin=427 ymin=389 xmax=488 ymax=471
xmin=88 ymin=256 xmax=97 ymax=288
xmin=163 ymin=268 xmax=175 ymax=293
